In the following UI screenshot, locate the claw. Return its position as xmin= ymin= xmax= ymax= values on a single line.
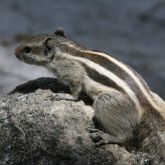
xmin=89 ymin=128 xmax=105 ymax=144
xmin=88 ymin=128 xmax=103 ymax=134
xmin=89 ymin=132 xmax=102 ymax=142
xmin=49 ymin=94 xmax=77 ymax=101
xmin=95 ymin=140 xmax=106 ymax=147
xmin=88 ymin=128 xmax=112 ymax=146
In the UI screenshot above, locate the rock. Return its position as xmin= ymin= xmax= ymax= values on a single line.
xmin=0 ymin=78 xmax=150 ymax=165
xmin=1 ymin=0 xmax=165 ymax=99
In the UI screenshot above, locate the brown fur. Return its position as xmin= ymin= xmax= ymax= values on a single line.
xmin=137 ymin=108 xmax=165 ymax=164
xmin=55 ymin=41 xmax=156 ymax=109
xmin=15 ymin=30 xmax=165 ymax=164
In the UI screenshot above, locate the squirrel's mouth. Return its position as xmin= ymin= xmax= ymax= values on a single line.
xmin=15 ymin=52 xmax=25 ymax=62
xmin=16 ymin=52 xmax=50 ymax=66
xmin=19 ymin=54 xmax=36 ymax=64
xmin=15 ymin=51 xmax=31 ymax=64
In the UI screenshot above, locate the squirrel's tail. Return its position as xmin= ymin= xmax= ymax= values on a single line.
xmin=137 ymin=107 xmax=165 ymax=164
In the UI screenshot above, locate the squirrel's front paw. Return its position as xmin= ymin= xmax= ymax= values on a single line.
xmin=88 ymin=128 xmax=111 ymax=146
xmin=49 ymin=93 xmax=78 ymax=101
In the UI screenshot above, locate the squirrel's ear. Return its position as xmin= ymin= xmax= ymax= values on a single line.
xmin=54 ymin=28 xmax=67 ymax=37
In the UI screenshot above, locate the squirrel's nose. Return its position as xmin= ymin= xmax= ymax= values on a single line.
xmin=15 ymin=46 xmax=22 ymax=57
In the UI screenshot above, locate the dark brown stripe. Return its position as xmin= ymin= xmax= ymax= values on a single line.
xmin=57 ymin=43 xmax=155 ymax=108
xmin=125 ymin=64 xmax=151 ymax=93
xmin=80 ymin=62 xmax=123 ymax=92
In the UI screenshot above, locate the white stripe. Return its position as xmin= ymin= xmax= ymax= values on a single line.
xmin=62 ymin=44 xmax=165 ymax=118
xmin=84 ymin=50 xmax=163 ymax=110
xmin=59 ymin=51 xmax=143 ymax=119
xmin=83 ymin=75 xmax=118 ymax=100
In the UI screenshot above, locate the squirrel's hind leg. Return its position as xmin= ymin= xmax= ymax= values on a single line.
xmin=90 ymin=91 xmax=138 ymax=146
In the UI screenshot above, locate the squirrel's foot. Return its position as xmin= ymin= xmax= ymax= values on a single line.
xmin=49 ymin=93 xmax=78 ymax=101
xmin=89 ymin=128 xmax=113 ymax=146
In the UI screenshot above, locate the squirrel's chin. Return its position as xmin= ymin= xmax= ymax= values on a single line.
xmin=15 ymin=54 xmax=25 ymax=62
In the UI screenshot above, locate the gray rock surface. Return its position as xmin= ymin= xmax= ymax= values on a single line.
xmin=0 ymin=0 xmax=165 ymax=98
xmin=0 ymin=78 xmax=151 ymax=165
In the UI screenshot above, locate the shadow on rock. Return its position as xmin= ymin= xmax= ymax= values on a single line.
xmin=11 ymin=77 xmax=93 ymax=105
xmin=0 ymin=78 xmax=155 ymax=165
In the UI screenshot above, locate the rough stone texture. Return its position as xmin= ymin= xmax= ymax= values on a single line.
xmin=0 ymin=78 xmax=154 ymax=165
xmin=0 ymin=0 xmax=165 ymax=99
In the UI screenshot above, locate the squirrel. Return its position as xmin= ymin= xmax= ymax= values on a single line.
xmin=15 ymin=29 xmax=165 ymax=163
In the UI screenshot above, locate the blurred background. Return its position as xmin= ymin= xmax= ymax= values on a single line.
xmin=0 ymin=0 xmax=165 ymax=98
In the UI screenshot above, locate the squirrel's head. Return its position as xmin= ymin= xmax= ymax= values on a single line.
xmin=15 ymin=29 xmax=67 ymax=66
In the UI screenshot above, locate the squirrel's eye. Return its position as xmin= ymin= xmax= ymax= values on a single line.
xmin=23 ymin=47 xmax=32 ymax=54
